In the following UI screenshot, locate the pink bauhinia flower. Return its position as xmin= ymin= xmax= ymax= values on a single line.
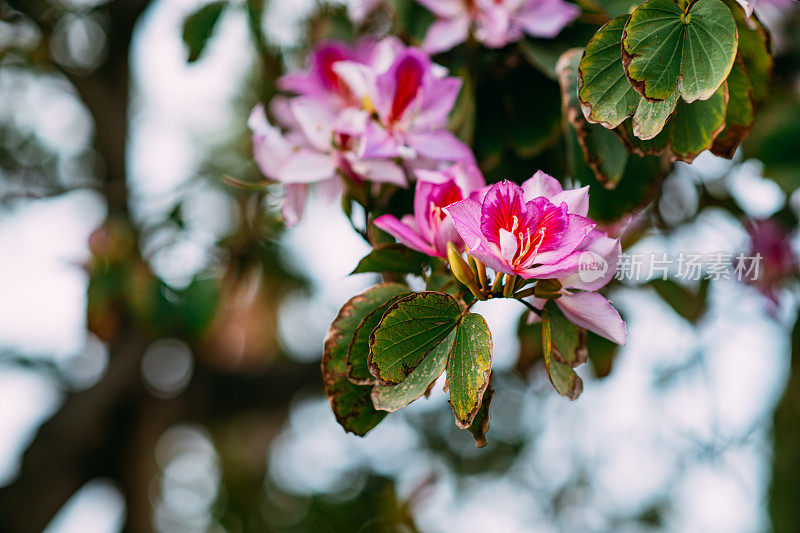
xmin=374 ymin=162 xmax=486 ymax=257
xmin=445 ymin=176 xmax=595 ymax=278
xmin=739 ymin=219 xmax=798 ymax=306
xmin=416 ymin=0 xmax=580 ymax=54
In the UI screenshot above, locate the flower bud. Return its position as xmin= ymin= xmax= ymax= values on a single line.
xmin=534 ymin=278 xmax=563 ymax=300
xmin=447 ymin=242 xmax=485 ymax=300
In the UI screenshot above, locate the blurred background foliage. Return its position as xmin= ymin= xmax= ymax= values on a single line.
xmin=0 ymin=0 xmax=800 ymax=531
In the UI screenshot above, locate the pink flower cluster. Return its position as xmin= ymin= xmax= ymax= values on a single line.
xmin=417 ymin=0 xmax=580 ymax=54
xmin=249 ymin=37 xmax=474 ymax=225
xmin=375 ymin=169 xmax=626 ymax=344
xmin=449 ymin=172 xmax=626 ymax=344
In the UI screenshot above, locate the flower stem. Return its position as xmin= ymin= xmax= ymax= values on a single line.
xmin=491 ymin=272 xmax=505 ymax=293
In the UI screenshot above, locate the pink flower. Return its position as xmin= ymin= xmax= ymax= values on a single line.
xmin=528 ymin=229 xmax=627 ymax=345
xmin=739 ymin=219 xmax=798 ymax=306
xmin=417 ymin=0 xmax=580 ymax=54
xmin=445 ymin=175 xmax=595 ymax=278
xmin=335 ymin=47 xmax=474 ymax=163
xmin=374 ymin=163 xmax=486 ymax=257
xmin=249 ymin=38 xmax=477 ymax=225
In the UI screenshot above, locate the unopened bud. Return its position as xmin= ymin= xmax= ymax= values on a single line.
xmin=447 ymin=242 xmax=484 ymax=300
xmin=534 ymin=278 xmax=563 ymax=300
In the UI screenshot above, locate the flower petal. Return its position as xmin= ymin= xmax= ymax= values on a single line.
xmin=415 ymin=76 xmax=464 ymax=129
xmin=521 ymin=170 xmax=563 ymax=200
xmin=279 ymin=149 xmax=338 ymax=183
xmin=374 ymin=214 xmax=437 ymax=256
xmin=556 ymin=292 xmax=627 ymax=345
xmin=422 ymin=16 xmax=471 ymax=54
xmin=553 ymin=186 xmax=590 ymax=217
xmin=561 ymin=230 xmax=621 ymax=291
xmin=404 ymin=130 xmax=475 ymax=162
xmin=514 ymin=0 xmax=580 ymax=39
xmin=534 ymin=213 xmax=595 ymax=264
xmin=290 ymin=98 xmax=335 ymax=152
xmin=416 ymin=0 xmax=466 ymax=18
xmin=282 ymin=184 xmax=307 ymax=227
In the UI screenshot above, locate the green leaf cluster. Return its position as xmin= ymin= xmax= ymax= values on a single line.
xmin=574 ymin=0 xmax=772 ymax=166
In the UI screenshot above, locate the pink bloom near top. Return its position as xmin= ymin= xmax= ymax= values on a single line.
xmin=249 ymin=37 xmax=474 ymax=225
xmin=417 ymin=0 xmax=580 ymax=54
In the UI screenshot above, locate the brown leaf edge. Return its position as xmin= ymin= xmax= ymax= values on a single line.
xmin=710 ymin=57 xmax=755 ymax=159
xmin=577 ymin=16 xmax=636 ymax=130
xmin=557 ymin=48 xmax=625 ymax=190
xmin=468 ymin=379 xmax=494 ymax=448
xmin=345 ymin=292 xmax=411 ymax=385
xmin=322 ymin=284 xmax=404 ymax=436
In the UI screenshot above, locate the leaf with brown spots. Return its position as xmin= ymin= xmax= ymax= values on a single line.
xmin=322 ymin=283 xmax=409 ymax=436
xmin=447 ymin=313 xmax=493 ymax=429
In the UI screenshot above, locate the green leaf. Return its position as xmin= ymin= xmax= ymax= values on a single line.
xmin=546 ymin=302 xmax=588 ymax=367
xmin=667 ymin=82 xmax=728 ymax=160
xmin=541 ymin=302 xmax=584 ymax=400
xmin=711 ymin=59 xmax=754 ymax=158
xmin=350 ymin=243 xmax=432 ymax=276
xmin=323 ymin=283 xmax=408 ymax=435
xmin=587 ymin=330 xmax=620 ymax=378
xmin=558 ymin=48 xmax=629 ymax=188
xmin=371 ymin=328 xmax=454 ymax=412
xmin=632 ymin=89 xmax=680 ymax=140
xmin=368 ymin=292 xmax=461 ymax=386
xmin=447 ymin=313 xmax=493 ymax=429
xmin=347 ymin=291 xmax=412 ymax=385
xmin=467 ymin=379 xmax=494 ymax=448
xmin=622 ymin=0 xmax=737 ymax=103
xmin=650 ymin=278 xmax=710 ymax=323
xmin=578 ymin=16 xmax=640 ymax=129
xmin=725 ymin=0 xmax=773 ymax=105
xmin=617 ymin=82 xmax=728 ymax=162
xmin=182 ymin=1 xmax=227 ymax=63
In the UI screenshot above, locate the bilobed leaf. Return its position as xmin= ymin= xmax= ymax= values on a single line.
xmin=347 ymin=290 xmax=412 ymax=385
xmin=541 ymin=303 xmax=584 ymax=400
xmin=558 ymin=49 xmax=629 ymax=188
xmin=351 ymin=244 xmax=432 ymax=276
xmin=368 ymin=292 xmax=461 ymax=386
xmin=447 ymin=313 xmax=493 ymax=429
xmin=468 ymin=380 xmax=494 ymax=448
xmin=371 ymin=328 xmax=454 ymax=412
xmin=323 ymin=283 xmax=409 ymax=435
xmin=182 ymin=1 xmax=227 ymax=63
xmin=711 ymin=59 xmax=754 ymax=158
xmin=578 ymin=16 xmax=640 ymax=129
xmin=622 ymin=0 xmax=737 ymax=103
